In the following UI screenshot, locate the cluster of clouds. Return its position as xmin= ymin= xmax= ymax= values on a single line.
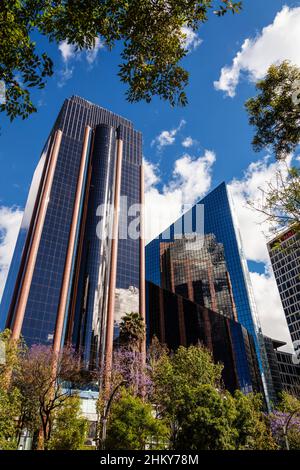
xmin=1 ymin=6 xmax=299 ymax=347
xmin=57 ymin=24 xmax=202 ymax=87
xmin=0 ymin=206 xmax=23 ymax=300
xmin=181 ymin=26 xmax=203 ymax=52
xmin=151 ymin=120 xmax=198 ymax=151
xmin=145 ymin=149 xmax=216 ymax=240
xmin=214 ymin=5 xmax=300 ymax=97
xmin=0 ymin=128 xmax=294 ymax=348
xmin=58 ymin=37 xmax=104 ymax=87
xmin=145 ymin=118 xmax=295 ymax=348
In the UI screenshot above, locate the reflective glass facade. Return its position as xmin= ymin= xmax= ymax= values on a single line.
xmin=146 ymin=281 xmax=263 ymax=395
xmin=0 ymin=96 xmax=143 ymax=370
xmin=159 ymin=234 xmax=237 ymax=320
xmin=268 ymin=228 xmax=300 ymax=346
xmin=146 ymin=182 xmax=272 ymax=402
xmin=264 ymin=336 xmax=300 ymax=400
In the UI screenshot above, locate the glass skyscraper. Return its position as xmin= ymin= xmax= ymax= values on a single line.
xmin=147 ymin=280 xmax=263 ymax=395
xmin=0 ymin=96 xmax=145 ymax=370
xmin=267 ymin=227 xmax=300 ymax=348
xmin=146 ymin=182 xmax=273 ymax=403
xmin=159 ymin=234 xmax=238 ymax=321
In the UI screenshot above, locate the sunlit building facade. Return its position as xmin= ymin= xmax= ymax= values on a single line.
xmin=0 ymin=96 xmax=145 ymax=370
xmin=159 ymin=234 xmax=238 ymax=321
xmin=146 ymin=182 xmax=273 ymax=403
xmin=147 ymin=281 xmax=263 ymax=395
xmin=264 ymin=336 xmax=300 ymax=400
xmin=267 ymin=227 xmax=300 ymax=348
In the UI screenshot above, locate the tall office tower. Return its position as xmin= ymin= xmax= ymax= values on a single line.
xmin=146 ymin=182 xmax=273 ymax=403
xmin=159 ymin=234 xmax=238 ymax=320
xmin=0 ymin=96 xmax=145 ymax=370
xmin=264 ymin=336 xmax=300 ymax=399
xmin=267 ymin=227 xmax=300 ymax=348
xmin=147 ymin=281 xmax=263 ymax=395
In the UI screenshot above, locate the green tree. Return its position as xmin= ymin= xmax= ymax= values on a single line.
xmin=152 ymin=344 xmax=223 ymax=447
xmin=174 ymin=384 xmax=238 ymax=450
xmin=0 ymin=387 xmax=22 ymax=450
xmin=0 ymin=330 xmax=25 ymax=449
xmin=106 ymin=389 xmax=169 ymax=450
xmin=247 ymin=166 xmax=300 ymax=232
xmin=0 ymin=0 xmax=242 ymax=121
xmin=245 ymin=62 xmax=300 ymax=231
xmin=47 ymin=396 xmax=88 ymax=450
xmin=233 ymin=391 xmax=277 ymax=450
xmin=119 ymin=312 xmax=145 ymax=352
xmin=277 ymin=392 xmax=300 ymax=450
xmin=14 ymin=344 xmax=83 ymax=450
xmin=245 ymin=61 xmax=300 ymax=160
xmin=286 ymin=427 xmax=300 ymax=450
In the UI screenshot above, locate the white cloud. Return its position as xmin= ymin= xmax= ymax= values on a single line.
xmin=182 ymin=136 xmax=197 ymax=148
xmin=228 ymin=155 xmax=295 ymax=348
xmin=250 ymin=269 xmax=293 ymax=351
xmin=228 ymin=156 xmax=291 ymax=263
xmin=58 ymin=66 xmax=74 ymax=88
xmin=0 ymin=206 xmax=23 ymax=300
xmin=151 ymin=119 xmax=186 ymax=150
xmin=214 ymin=6 xmax=300 ymax=97
xmin=145 ymin=150 xmax=216 ymax=241
xmin=86 ymin=37 xmax=105 ymax=65
xmin=58 ymin=41 xmax=77 ymax=63
xmin=58 ymin=37 xmax=104 ymax=86
xmin=181 ymin=26 xmax=203 ymax=52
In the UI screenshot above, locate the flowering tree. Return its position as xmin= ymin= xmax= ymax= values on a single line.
xmin=270 ymin=392 xmax=300 ymax=450
xmin=14 ymin=344 xmax=83 ymax=449
xmin=269 ymin=411 xmax=300 ymax=450
xmin=96 ymin=346 xmax=153 ymax=449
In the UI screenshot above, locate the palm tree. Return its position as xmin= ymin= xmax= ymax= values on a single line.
xmin=119 ymin=312 xmax=145 ymax=352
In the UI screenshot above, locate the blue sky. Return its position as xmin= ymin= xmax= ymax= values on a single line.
xmin=1 ymin=0 xmax=300 ymax=347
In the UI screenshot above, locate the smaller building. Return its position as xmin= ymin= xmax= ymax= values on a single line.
xmin=146 ymin=281 xmax=263 ymax=395
xmin=267 ymin=227 xmax=300 ymax=348
xmin=264 ymin=336 xmax=300 ymax=401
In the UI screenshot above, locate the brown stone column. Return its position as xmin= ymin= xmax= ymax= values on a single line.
xmin=178 ymin=296 xmax=187 ymax=346
xmin=11 ymin=130 xmax=63 ymax=341
xmin=139 ymin=164 xmax=146 ymax=358
xmin=104 ymin=137 xmax=123 ymax=391
xmin=207 ymin=264 xmax=217 ymax=312
xmin=159 ymin=288 xmax=165 ymax=344
xmin=226 ymin=271 xmax=238 ymax=322
xmin=53 ymin=126 xmax=92 ymax=355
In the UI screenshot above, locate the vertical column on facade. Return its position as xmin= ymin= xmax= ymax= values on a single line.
xmin=104 ymin=134 xmax=123 ymax=391
xmin=66 ymin=137 xmax=94 ymax=345
xmin=139 ymin=164 xmax=146 ymax=358
xmin=207 ymin=264 xmax=218 ymax=312
xmin=224 ymin=318 xmax=240 ymax=390
xmin=53 ymin=126 xmax=92 ymax=355
xmin=226 ymin=271 xmax=238 ymax=322
xmin=184 ymin=259 xmax=194 ymax=301
xmin=11 ymin=130 xmax=63 ymax=341
xmin=203 ymin=308 xmax=213 ymax=352
xmin=177 ymin=296 xmax=187 ymax=347
xmin=159 ymin=288 xmax=166 ymax=344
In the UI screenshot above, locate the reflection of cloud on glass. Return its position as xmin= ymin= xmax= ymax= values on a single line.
xmin=21 ymin=141 xmax=49 ymax=229
xmin=114 ymin=286 xmax=139 ymax=338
